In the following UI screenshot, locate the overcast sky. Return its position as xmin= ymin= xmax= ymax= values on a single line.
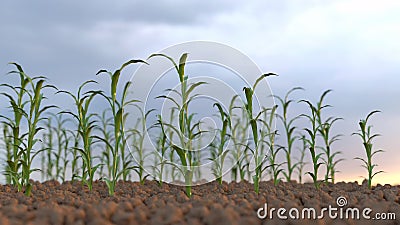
xmin=0 ymin=0 xmax=399 ymax=184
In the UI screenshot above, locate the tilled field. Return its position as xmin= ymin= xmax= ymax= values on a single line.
xmin=0 ymin=180 xmax=398 ymax=225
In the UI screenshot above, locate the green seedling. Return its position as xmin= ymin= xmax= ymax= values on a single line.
xmin=69 ymin=129 xmax=80 ymax=182
xmin=228 ymin=95 xmax=249 ymax=182
xmin=129 ymin=105 xmax=154 ymax=184
xmin=41 ymin=116 xmax=54 ymax=181
xmin=150 ymin=114 xmax=169 ymax=186
xmin=242 ymin=73 xmax=277 ymax=194
xmin=96 ymin=59 xmax=147 ymax=195
xmin=52 ymin=114 xmax=71 ymax=182
xmin=166 ymin=108 xmax=181 ymax=182
xmin=0 ymin=63 xmax=30 ymax=188
xmin=1 ymin=124 xmax=13 ymax=184
xmin=209 ymin=103 xmax=231 ymax=185
xmin=40 ymin=114 xmax=71 ymax=182
xmin=149 ymin=53 xmax=206 ymax=197
xmin=58 ymin=80 xmax=101 ymax=191
xmin=309 ymin=89 xmax=343 ymax=183
xmin=301 ymin=89 xmax=343 ymax=188
xmin=2 ymin=63 xmax=56 ymax=196
xmin=95 ymin=109 xmax=113 ymax=178
xmin=318 ymin=116 xmax=343 ymax=183
xmin=273 ymin=87 xmax=304 ymax=182
xmin=259 ymin=105 xmax=283 ymax=186
xmin=352 ymin=110 xmax=384 ymax=189
xmin=61 ymin=129 xmax=72 ymax=182
xmin=296 ymin=134 xmax=308 ymax=183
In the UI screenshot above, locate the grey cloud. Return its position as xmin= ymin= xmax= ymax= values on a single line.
xmin=1 ymin=0 xmax=238 ymax=27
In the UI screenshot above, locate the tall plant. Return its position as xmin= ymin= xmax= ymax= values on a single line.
xmin=273 ymin=87 xmax=304 ymax=182
xmin=58 ymin=80 xmax=100 ymax=191
xmin=300 ymin=90 xmax=331 ymax=189
xmin=242 ymin=73 xmax=277 ymax=194
xmin=96 ymin=59 xmax=147 ymax=195
xmin=149 ymin=53 xmax=206 ymax=197
xmin=352 ymin=110 xmax=384 ymax=189
xmin=1 ymin=63 xmax=56 ymax=196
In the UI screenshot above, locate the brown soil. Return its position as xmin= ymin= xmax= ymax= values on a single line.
xmin=0 ymin=180 xmax=398 ymax=225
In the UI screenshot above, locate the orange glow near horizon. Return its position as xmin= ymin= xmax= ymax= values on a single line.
xmin=336 ymin=174 xmax=399 ymax=186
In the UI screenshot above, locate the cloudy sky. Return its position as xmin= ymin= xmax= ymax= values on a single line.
xmin=1 ymin=0 xmax=399 ymax=184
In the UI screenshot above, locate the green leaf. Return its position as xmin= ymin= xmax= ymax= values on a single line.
xmin=252 ymin=73 xmax=277 ymax=91
xmin=250 ymin=119 xmax=258 ymax=144
xmin=171 ymin=145 xmax=187 ymax=167
xmin=178 ymin=53 xmax=188 ymax=83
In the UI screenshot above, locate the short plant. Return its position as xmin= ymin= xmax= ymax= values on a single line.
xmin=228 ymin=96 xmax=246 ymax=182
xmin=296 ymin=134 xmax=308 ymax=183
xmin=149 ymin=53 xmax=206 ymax=197
xmin=1 ymin=124 xmax=13 ymax=184
xmin=52 ymin=114 xmax=71 ymax=182
xmin=209 ymin=103 xmax=231 ymax=185
xmin=232 ymin=101 xmax=252 ymax=181
xmin=129 ymin=105 xmax=154 ymax=184
xmin=41 ymin=116 xmax=54 ymax=181
xmin=69 ymin=130 xmax=80 ymax=181
xmin=273 ymin=87 xmax=304 ymax=182
xmin=300 ymin=90 xmax=332 ymax=189
xmin=318 ymin=116 xmax=343 ymax=183
xmin=260 ymin=105 xmax=283 ymax=185
xmin=352 ymin=110 xmax=384 ymax=189
xmin=242 ymin=73 xmax=277 ymax=194
xmin=151 ymin=114 xmax=168 ymax=186
xmin=94 ymin=109 xmax=113 ymax=178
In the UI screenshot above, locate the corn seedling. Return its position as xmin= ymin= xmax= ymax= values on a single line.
xmin=296 ymin=134 xmax=308 ymax=183
xmin=242 ymin=73 xmax=277 ymax=194
xmin=40 ymin=114 xmax=71 ymax=182
xmin=69 ymin=130 xmax=80 ymax=181
xmin=120 ymin=111 xmax=136 ymax=182
xmin=1 ymin=124 xmax=13 ymax=184
xmin=95 ymin=109 xmax=113 ymax=178
xmin=228 ymin=95 xmax=251 ymax=182
xmin=300 ymin=90 xmax=331 ymax=189
xmin=149 ymin=53 xmax=206 ymax=197
xmin=5 ymin=64 xmax=56 ymax=195
xmin=52 ymin=114 xmax=71 ymax=182
xmin=166 ymin=108 xmax=181 ymax=182
xmin=308 ymin=89 xmax=343 ymax=183
xmin=58 ymin=80 xmax=100 ymax=191
xmin=209 ymin=103 xmax=231 ymax=185
xmin=3 ymin=63 xmax=57 ymax=195
xmin=318 ymin=116 xmax=343 ymax=183
xmin=0 ymin=63 xmax=30 ymax=188
xmin=41 ymin=116 xmax=54 ymax=180
xmin=273 ymin=87 xmax=304 ymax=182
xmin=58 ymin=129 xmax=72 ymax=183
xmin=150 ymin=114 xmax=168 ymax=186
xmin=260 ymin=105 xmax=283 ymax=185
xmin=129 ymin=105 xmax=154 ymax=184
xmin=96 ymin=59 xmax=147 ymax=195
xmin=352 ymin=110 xmax=384 ymax=189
